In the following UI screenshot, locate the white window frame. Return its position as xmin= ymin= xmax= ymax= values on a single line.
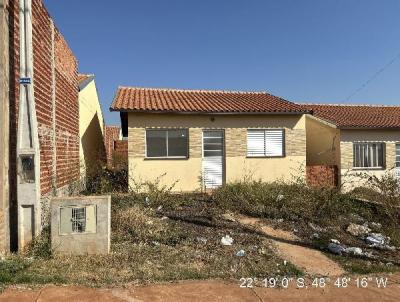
xmin=145 ymin=129 xmax=189 ymax=159
xmin=353 ymin=142 xmax=385 ymax=169
xmin=247 ymin=129 xmax=285 ymax=157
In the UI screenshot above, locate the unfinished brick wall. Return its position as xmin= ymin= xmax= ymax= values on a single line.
xmin=306 ymin=165 xmax=338 ymax=188
xmin=54 ymin=26 xmax=79 ymax=189
xmin=32 ymin=0 xmax=53 ymax=194
xmin=104 ymin=126 xmax=121 ymax=166
xmin=8 ymin=0 xmax=79 ymax=196
xmin=114 ymin=140 xmax=128 ymax=157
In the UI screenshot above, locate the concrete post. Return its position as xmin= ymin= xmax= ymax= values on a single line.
xmin=0 ymin=0 xmax=10 ymax=255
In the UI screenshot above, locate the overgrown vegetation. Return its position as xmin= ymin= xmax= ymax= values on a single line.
xmin=1 ymin=171 xmax=399 ymax=288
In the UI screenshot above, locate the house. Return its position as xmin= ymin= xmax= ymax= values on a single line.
xmin=110 ymin=87 xmax=310 ymax=192
xmin=0 ymin=0 xmax=80 ymax=253
xmin=79 ymin=74 xmax=106 ymax=178
xmin=304 ymin=104 xmax=400 ymax=190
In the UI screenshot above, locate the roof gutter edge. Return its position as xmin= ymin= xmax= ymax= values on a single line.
xmin=109 ymin=109 xmax=311 ymax=115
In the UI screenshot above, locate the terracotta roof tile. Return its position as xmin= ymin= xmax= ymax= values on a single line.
xmin=110 ymin=87 xmax=309 ymax=114
xmin=78 ymin=74 xmax=95 ymax=87
xmin=303 ymin=104 xmax=400 ymax=129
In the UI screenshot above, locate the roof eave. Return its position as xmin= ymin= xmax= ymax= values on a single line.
xmin=339 ymin=126 xmax=400 ymax=130
xmin=109 ymin=108 xmax=310 ymax=115
xmin=78 ymin=75 xmax=95 ymax=91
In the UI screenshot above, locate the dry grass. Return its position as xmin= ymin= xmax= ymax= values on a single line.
xmin=0 ymin=195 xmax=301 ymax=288
xmin=3 ymin=174 xmax=399 ymax=288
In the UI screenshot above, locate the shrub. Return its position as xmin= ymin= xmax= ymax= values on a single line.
xmin=24 ymin=226 xmax=52 ymax=259
xmin=213 ymin=180 xmax=359 ymax=224
xmin=350 ymin=171 xmax=400 ymax=237
xmin=84 ymin=166 xmax=128 ymax=194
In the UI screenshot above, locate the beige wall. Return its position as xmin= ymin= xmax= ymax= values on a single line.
xmin=128 ymin=113 xmax=306 ymax=192
xmin=340 ymin=130 xmax=400 ymax=189
xmin=340 ymin=129 xmax=400 ymax=190
xmin=305 ymin=116 xmax=340 ymax=166
xmin=304 ymin=117 xmax=400 ymax=189
xmin=79 ymin=80 xmax=105 ymax=176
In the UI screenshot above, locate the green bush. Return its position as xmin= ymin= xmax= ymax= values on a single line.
xmin=213 ymin=180 xmax=361 ymax=224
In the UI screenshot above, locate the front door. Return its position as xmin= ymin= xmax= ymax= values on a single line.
xmin=202 ymin=130 xmax=224 ymax=189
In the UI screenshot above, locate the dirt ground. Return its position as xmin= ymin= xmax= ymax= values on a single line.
xmin=237 ymin=216 xmax=346 ymax=276
xmin=1 ymin=276 xmax=400 ymax=302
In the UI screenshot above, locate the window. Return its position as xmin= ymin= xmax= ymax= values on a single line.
xmin=396 ymin=144 xmax=400 ymax=168
xmin=59 ymin=205 xmax=97 ymax=235
xmin=353 ymin=143 xmax=385 ymax=168
xmin=247 ymin=129 xmax=284 ymax=157
xmin=146 ymin=129 xmax=188 ymax=158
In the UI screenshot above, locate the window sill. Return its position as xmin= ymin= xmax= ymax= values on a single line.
xmin=144 ymin=157 xmax=189 ymax=160
xmin=352 ymin=167 xmax=386 ymax=171
xmin=246 ymin=155 xmax=286 ymax=159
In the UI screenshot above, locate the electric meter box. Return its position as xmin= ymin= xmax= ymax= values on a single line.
xmin=51 ymin=196 xmax=111 ymax=255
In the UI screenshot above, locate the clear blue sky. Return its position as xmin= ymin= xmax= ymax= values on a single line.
xmin=44 ymin=0 xmax=400 ymax=125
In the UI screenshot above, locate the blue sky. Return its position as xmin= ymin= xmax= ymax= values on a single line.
xmin=44 ymin=0 xmax=400 ymax=125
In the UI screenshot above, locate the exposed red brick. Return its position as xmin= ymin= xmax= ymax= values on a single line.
xmin=104 ymin=126 xmax=121 ymax=166
xmin=9 ymin=0 xmax=79 ymax=196
xmin=114 ymin=140 xmax=127 ymax=157
xmin=306 ymin=165 xmax=338 ymax=188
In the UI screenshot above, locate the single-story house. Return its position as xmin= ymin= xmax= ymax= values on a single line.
xmin=110 ymin=87 xmax=310 ymax=192
xmin=110 ymin=86 xmax=400 ymax=192
xmin=79 ymin=74 xmax=106 ymax=178
xmin=303 ymin=104 xmax=400 ymax=190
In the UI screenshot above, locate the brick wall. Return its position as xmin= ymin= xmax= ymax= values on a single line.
xmin=306 ymin=165 xmax=338 ymax=187
xmin=114 ymin=140 xmax=128 ymax=160
xmin=104 ymin=126 xmax=121 ymax=166
xmin=32 ymin=0 xmax=53 ymax=194
xmin=54 ymin=26 xmax=79 ymax=189
xmin=9 ymin=0 xmax=79 ymax=196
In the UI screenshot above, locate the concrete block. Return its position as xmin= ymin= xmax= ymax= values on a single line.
xmin=51 ymin=195 xmax=111 ymax=255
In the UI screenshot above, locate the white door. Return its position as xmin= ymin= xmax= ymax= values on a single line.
xmin=396 ymin=144 xmax=400 ymax=179
xmin=202 ymin=130 xmax=224 ymax=189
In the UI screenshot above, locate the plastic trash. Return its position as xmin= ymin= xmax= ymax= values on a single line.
xmin=311 ymin=233 xmax=320 ymax=240
xmin=328 ymin=243 xmax=345 ymax=255
xmin=221 ymin=235 xmax=234 ymax=246
xmin=196 ymin=237 xmax=208 ymax=244
xmin=236 ymin=250 xmax=245 ymax=257
xmin=344 ymin=247 xmax=363 ymax=256
xmin=365 ymin=233 xmax=386 ymax=246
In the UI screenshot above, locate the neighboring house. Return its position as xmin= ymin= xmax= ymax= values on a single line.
xmin=110 ymin=87 xmax=309 ymax=192
xmin=304 ymin=104 xmax=400 ymax=190
xmin=0 ymin=0 xmax=80 ymax=253
xmin=104 ymin=125 xmax=122 ymax=167
xmin=79 ymin=74 xmax=106 ymax=177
